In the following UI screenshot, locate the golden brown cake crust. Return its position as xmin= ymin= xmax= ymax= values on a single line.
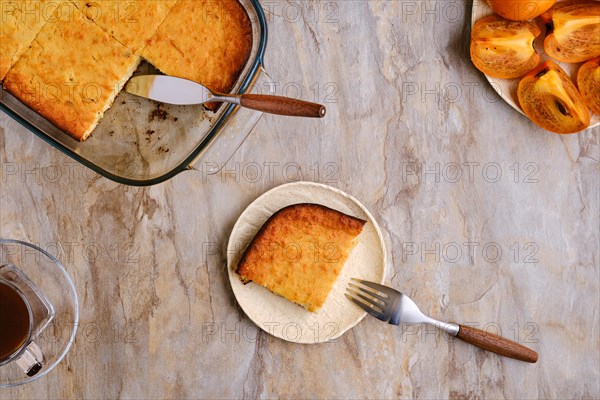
xmin=142 ymin=0 xmax=253 ymax=110
xmin=3 ymin=4 xmax=140 ymax=141
xmin=236 ymin=204 xmax=366 ymax=312
xmin=0 ymin=0 xmax=64 ymax=80
xmin=70 ymin=0 xmax=178 ymax=52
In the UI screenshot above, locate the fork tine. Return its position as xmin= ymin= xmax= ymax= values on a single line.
xmin=345 ymin=290 xmax=388 ymax=321
xmin=346 ymin=288 xmax=384 ymax=311
xmin=348 ymin=282 xmax=388 ymax=303
xmin=351 ymin=278 xmax=397 ymax=296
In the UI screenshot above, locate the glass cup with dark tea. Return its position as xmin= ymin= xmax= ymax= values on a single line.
xmin=0 ymin=239 xmax=78 ymax=387
xmin=0 ymin=264 xmax=54 ymax=376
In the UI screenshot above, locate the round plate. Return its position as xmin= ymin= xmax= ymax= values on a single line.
xmin=227 ymin=182 xmax=387 ymax=344
xmin=471 ymin=0 xmax=599 ymax=130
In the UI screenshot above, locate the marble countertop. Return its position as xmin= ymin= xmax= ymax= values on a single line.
xmin=1 ymin=1 xmax=598 ymax=398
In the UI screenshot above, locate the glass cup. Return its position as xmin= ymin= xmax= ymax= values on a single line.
xmin=0 ymin=264 xmax=55 ymax=376
xmin=0 ymin=239 xmax=78 ymax=387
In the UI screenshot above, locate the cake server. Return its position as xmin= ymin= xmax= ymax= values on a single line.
xmin=125 ymin=75 xmax=326 ymax=118
xmin=346 ymin=279 xmax=538 ymax=363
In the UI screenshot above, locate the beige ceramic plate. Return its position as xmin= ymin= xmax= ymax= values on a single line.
xmin=227 ymin=182 xmax=387 ymax=344
xmin=471 ymin=0 xmax=599 ymax=129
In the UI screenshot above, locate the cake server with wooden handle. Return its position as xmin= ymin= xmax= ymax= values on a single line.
xmin=125 ymin=75 xmax=326 ymax=118
xmin=346 ymin=279 xmax=538 ymax=363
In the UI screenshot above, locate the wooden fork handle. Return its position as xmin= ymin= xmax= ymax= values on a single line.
xmin=456 ymin=324 xmax=538 ymax=363
xmin=240 ymin=94 xmax=326 ymax=118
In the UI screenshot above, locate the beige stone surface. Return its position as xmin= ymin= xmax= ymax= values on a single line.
xmin=0 ymin=1 xmax=598 ymax=398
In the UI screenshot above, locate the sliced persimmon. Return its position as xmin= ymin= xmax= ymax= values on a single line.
xmin=541 ymin=0 xmax=600 ymax=63
xmin=577 ymin=56 xmax=600 ymax=115
xmin=471 ymin=15 xmax=541 ymax=79
xmin=518 ymin=61 xmax=591 ymax=133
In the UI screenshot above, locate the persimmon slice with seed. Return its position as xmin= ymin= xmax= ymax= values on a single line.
xmin=471 ymin=15 xmax=541 ymax=79
xmin=541 ymin=0 xmax=600 ymax=63
xmin=577 ymin=56 xmax=600 ymax=115
xmin=518 ymin=61 xmax=591 ymax=133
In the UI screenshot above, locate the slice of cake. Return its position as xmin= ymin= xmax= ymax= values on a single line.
xmin=236 ymin=204 xmax=366 ymax=312
xmin=70 ymin=0 xmax=177 ymax=52
xmin=3 ymin=4 xmax=140 ymax=141
xmin=142 ymin=0 xmax=253 ymax=109
xmin=0 ymin=0 xmax=64 ymax=80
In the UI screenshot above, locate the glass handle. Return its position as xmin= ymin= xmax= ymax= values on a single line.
xmin=15 ymin=342 xmax=44 ymax=377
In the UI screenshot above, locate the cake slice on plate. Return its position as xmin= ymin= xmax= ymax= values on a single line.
xmin=236 ymin=204 xmax=366 ymax=312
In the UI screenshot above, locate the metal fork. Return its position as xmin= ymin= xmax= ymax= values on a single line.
xmin=346 ymin=279 xmax=538 ymax=363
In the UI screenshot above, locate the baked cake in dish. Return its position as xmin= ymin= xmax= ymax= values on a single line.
xmin=4 ymin=4 xmax=140 ymax=141
xmin=142 ymin=0 xmax=253 ymax=108
xmin=70 ymin=0 xmax=178 ymax=52
xmin=236 ymin=204 xmax=367 ymax=312
xmin=0 ymin=0 xmax=63 ymax=80
xmin=1 ymin=0 xmax=253 ymax=141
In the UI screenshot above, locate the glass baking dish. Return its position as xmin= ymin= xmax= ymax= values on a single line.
xmin=0 ymin=0 xmax=271 ymax=186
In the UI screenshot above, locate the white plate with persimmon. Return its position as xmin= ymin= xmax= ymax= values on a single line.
xmin=471 ymin=0 xmax=599 ymax=134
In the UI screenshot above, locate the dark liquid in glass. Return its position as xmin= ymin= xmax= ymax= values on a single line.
xmin=0 ymin=281 xmax=31 ymax=362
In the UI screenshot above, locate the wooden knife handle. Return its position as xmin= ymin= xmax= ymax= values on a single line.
xmin=240 ymin=94 xmax=326 ymax=118
xmin=456 ymin=324 xmax=538 ymax=363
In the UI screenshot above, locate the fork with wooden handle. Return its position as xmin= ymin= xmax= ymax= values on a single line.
xmin=346 ymin=279 xmax=538 ymax=363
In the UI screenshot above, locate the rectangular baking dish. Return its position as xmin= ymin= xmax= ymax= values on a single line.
xmin=0 ymin=0 xmax=270 ymax=186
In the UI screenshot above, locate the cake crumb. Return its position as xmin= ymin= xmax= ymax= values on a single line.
xmin=149 ymin=109 xmax=168 ymax=122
